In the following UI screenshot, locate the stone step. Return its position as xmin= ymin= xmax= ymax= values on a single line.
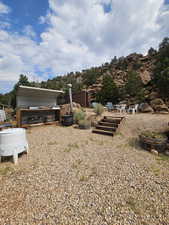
xmin=95 ymin=125 xmax=116 ymax=132
xmin=99 ymin=121 xmax=118 ymax=127
xmin=92 ymin=129 xmax=114 ymax=136
xmin=104 ymin=116 xmax=124 ymax=120
xmin=102 ymin=118 xmax=121 ymax=124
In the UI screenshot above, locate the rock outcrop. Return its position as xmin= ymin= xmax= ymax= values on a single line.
xmin=150 ymin=98 xmax=169 ymax=113
xmin=139 ymin=70 xmax=151 ymax=85
xmin=139 ymin=103 xmax=154 ymax=113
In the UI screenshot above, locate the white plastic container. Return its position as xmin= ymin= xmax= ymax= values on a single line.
xmin=0 ymin=128 xmax=28 ymax=164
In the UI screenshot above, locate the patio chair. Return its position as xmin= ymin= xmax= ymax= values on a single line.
xmin=134 ymin=104 xmax=139 ymax=113
xmin=127 ymin=104 xmax=139 ymax=114
xmin=106 ymin=102 xmax=113 ymax=111
xmin=116 ymin=104 xmax=126 ymax=113
xmin=115 ymin=104 xmax=120 ymax=112
xmin=91 ymin=102 xmax=98 ymax=108
xmin=119 ymin=104 xmax=127 ymax=113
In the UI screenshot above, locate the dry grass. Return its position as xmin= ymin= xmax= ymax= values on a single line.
xmin=0 ymin=166 xmax=14 ymax=176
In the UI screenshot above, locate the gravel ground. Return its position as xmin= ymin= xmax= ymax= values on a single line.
xmin=0 ymin=113 xmax=169 ymax=225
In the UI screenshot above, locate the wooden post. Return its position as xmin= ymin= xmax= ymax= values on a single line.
xmin=16 ymin=109 xmax=21 ymax=127
xmin=13 ymin=152 xmax=18 ymax=164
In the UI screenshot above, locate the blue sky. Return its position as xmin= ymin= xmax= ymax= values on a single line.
xmin=0 ymin=0 xmax=169 ymax=93
xmin=1 ymin=0 xmax=48 ymax=41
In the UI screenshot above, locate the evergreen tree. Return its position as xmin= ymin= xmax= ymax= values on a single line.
xmin=125 ymin=71 xmax=144 ymax=101
xmin=83 ymin=68 xmax=102 ymax=86
xmin=155 ymin=68 xmax=169 ymax=97
xmin=154 ymin=37 xmax=169 ymax=97
xmin=125 ymin=71 xmax=141 ymax=96
xmin=111 ymin=56 xmax=118 ymax=64
xmin=96 ymin=75 xmax=119 ymax=104
xmin=148 ymin=47 xmax=157 ymax=56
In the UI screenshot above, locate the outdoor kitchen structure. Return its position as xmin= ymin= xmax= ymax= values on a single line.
xmin=16 ymin=86 xmax=64 ymax=128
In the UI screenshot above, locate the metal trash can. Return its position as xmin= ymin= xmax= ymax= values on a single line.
xmin=61 ymin=115 xmax=73 ymax=126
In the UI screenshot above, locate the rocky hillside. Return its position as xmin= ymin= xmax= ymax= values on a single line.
xmin=83 ymin=53 xmax=155 ymax=102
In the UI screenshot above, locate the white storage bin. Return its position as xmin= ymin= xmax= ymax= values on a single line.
xmin=0 ymin=128 xmax=28 ymax=164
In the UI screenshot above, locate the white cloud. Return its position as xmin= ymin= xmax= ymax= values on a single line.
xmin=23 ymin=25 xmax=36 ymax=39
xmin=0 ymin=0 xmax=169 ymax=93
xmin=0 ymin=1 xmax=10 ymax=14
xmin=36 ymin=0 xmax=169 ymax=71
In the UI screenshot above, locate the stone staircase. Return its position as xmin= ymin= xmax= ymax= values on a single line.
xmin=92 ymin=116 xmax=125 ymax=136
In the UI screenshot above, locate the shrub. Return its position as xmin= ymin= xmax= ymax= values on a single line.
xmin=73 ymin=109 xmax=86 ymax=124
xmin=78 ymin=119 xmax=91 ymax=129
xmin=93 ymin=103 xmax=104 ymax=116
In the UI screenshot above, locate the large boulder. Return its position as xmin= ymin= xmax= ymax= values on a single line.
xmin=164 ymin=99 xmax=169 ymax=108
xmin=60 ymin=102 xmax=82 ymax=116
xmin=60 ymin=104 xmax=72 ymax=116
xmin=139 ymin=103 xmax=154 ymax=113
xmin=72 ymin=102 xmax=81 ymax=109
xmin=150 ymin=98 xmax=169 ymax=113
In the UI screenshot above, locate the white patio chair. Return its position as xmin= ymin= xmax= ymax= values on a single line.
xmin=115 ymin=104 xmax=121 ymax=112
xmin=119 ymin=104 xmax=127 ymax=113
xmin=91 ymin=102 xmax=98 ymax=108
xmin=134 ymin=104 xmax=139 ymax=113
xmin=115 ymin=104 xmax=126 ymax=113
xmin=127 ymin=104 xmax=139 ymax=114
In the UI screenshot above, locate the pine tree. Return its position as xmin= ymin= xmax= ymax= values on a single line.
xmin=96 ymin=75 xmax=119 ymax=104
xmin=154 ymin=37 xmax=169 ymax=97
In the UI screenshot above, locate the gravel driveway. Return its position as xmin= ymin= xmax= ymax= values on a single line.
xmin=0 ymin=113 xmax=169 ymax=225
